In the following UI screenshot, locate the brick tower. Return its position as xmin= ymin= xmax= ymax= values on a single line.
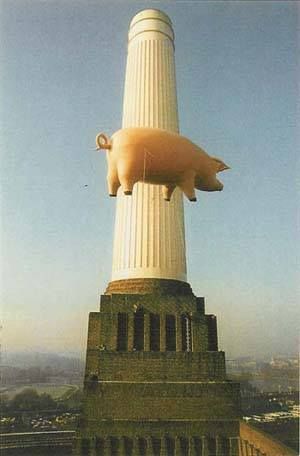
xmin=77 ymin=9 xmax=241 ymax=456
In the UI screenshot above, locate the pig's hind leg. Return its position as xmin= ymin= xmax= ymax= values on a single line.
xmin=117 ymin=170 xmax=138 ymax=195
xmin=107 ymin=173 xmax=120 ymax=197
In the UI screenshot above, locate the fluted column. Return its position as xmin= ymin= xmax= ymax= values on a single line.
xmin=111 ymin=9 xmax=186 ymax=283
xmin=94 ymin=437 xmax=104 ymax=456
xmin=80 ymin=438 xmax=90 ymax=455
xmin=243 ymin=440 xmax=250 ymax=456
xmin=248 ymin=443 xmax=255 ymax=456
xmin=240 ymin=439 xmax=246 ymax=456
xmin=239 ymin=439 xmax=244 ymax=456
xmin=189 ymin=437 xmax=197 ymax=456
xmin=216 ymin=436 xmax=223 ymax=456
xmin=201 ymin=436 xmax=209 ymax=456
xmin=145 ymin=436 xmax=152 ymax=455
xmin=88 ymin=438 xmax=96 ymax=456
xmin=132 ymin=437 xmax=140 ymax=456
xmin=103 ymin=437 xmax=111 ymax=456
xmin=174 ymin=436 xmax=181 ymax=455
xmin=229 ymin=437 xmax=240 ymax=456
xmin=161 ymin=436 xmax=169 ymax=456
xmin=119 ymin=436 xmax=127 ymax=456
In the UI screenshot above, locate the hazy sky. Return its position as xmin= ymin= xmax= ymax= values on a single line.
xmin=1 ymin=0 xmax=299 ymax=358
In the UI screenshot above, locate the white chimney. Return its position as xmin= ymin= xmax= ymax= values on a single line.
xmin=111 ymin=9 xmax=187 ymax=284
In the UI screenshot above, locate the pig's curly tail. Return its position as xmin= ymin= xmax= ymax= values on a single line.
xmin=95 ymin=133 xmax=111 ymax=150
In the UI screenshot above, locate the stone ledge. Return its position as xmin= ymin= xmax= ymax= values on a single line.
xmin=240 ymin=420 xmax=297 ymax=456
xmin=105 ymin=278 xmax=194 ymax=296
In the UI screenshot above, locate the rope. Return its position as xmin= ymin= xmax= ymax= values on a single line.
xmin=142 ymin=147 xmax=154 ymax=182
xmin=143 ymin=148 xmax=146 ymax=182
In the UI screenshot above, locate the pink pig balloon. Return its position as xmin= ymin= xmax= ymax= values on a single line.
xmin=95 ymin=127 xmax=229 ymax=202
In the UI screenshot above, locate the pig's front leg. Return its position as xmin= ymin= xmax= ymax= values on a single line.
xmin=179 ymin=172 xmax=197 ymax=201
xmin=162 ymin=184 xmax=176 ymax=201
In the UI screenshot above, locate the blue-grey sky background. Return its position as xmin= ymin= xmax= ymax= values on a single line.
xmin=1 ymin=0 xmax=299 ymax=358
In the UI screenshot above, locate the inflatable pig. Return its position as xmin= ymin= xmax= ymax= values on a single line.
xmin=95 ymin=127 xmax=229 ymax=202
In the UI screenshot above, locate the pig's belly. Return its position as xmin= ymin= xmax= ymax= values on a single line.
xmin=142 ymin=170 xmax=184 ymax=185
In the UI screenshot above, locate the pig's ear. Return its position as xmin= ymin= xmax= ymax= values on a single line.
xmin=212 ymin=157 xmax=230 ymax=172
xmin=95 ymin=133 xmax=111 ymax=150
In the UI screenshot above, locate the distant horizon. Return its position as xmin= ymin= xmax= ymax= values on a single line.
xmin=2 ymin=348 xmax=299 ymax=363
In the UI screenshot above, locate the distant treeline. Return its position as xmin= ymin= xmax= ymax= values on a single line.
xmin=1 ymin=365 xmax=84 ymax=385
xmin=1 ymin=388 xmax=83 ymax=413
xmin=2 ymin=352 xmax=85 ymax=370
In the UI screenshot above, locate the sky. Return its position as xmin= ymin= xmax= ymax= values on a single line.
xmin=1 ymin=0 xmax=299 ymax=359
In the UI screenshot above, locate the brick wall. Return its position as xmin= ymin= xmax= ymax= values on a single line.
xmin=89 ymin=351 xmax=226 ymax=381
xmin=84 ymin=381 xmax=241 ymax=421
